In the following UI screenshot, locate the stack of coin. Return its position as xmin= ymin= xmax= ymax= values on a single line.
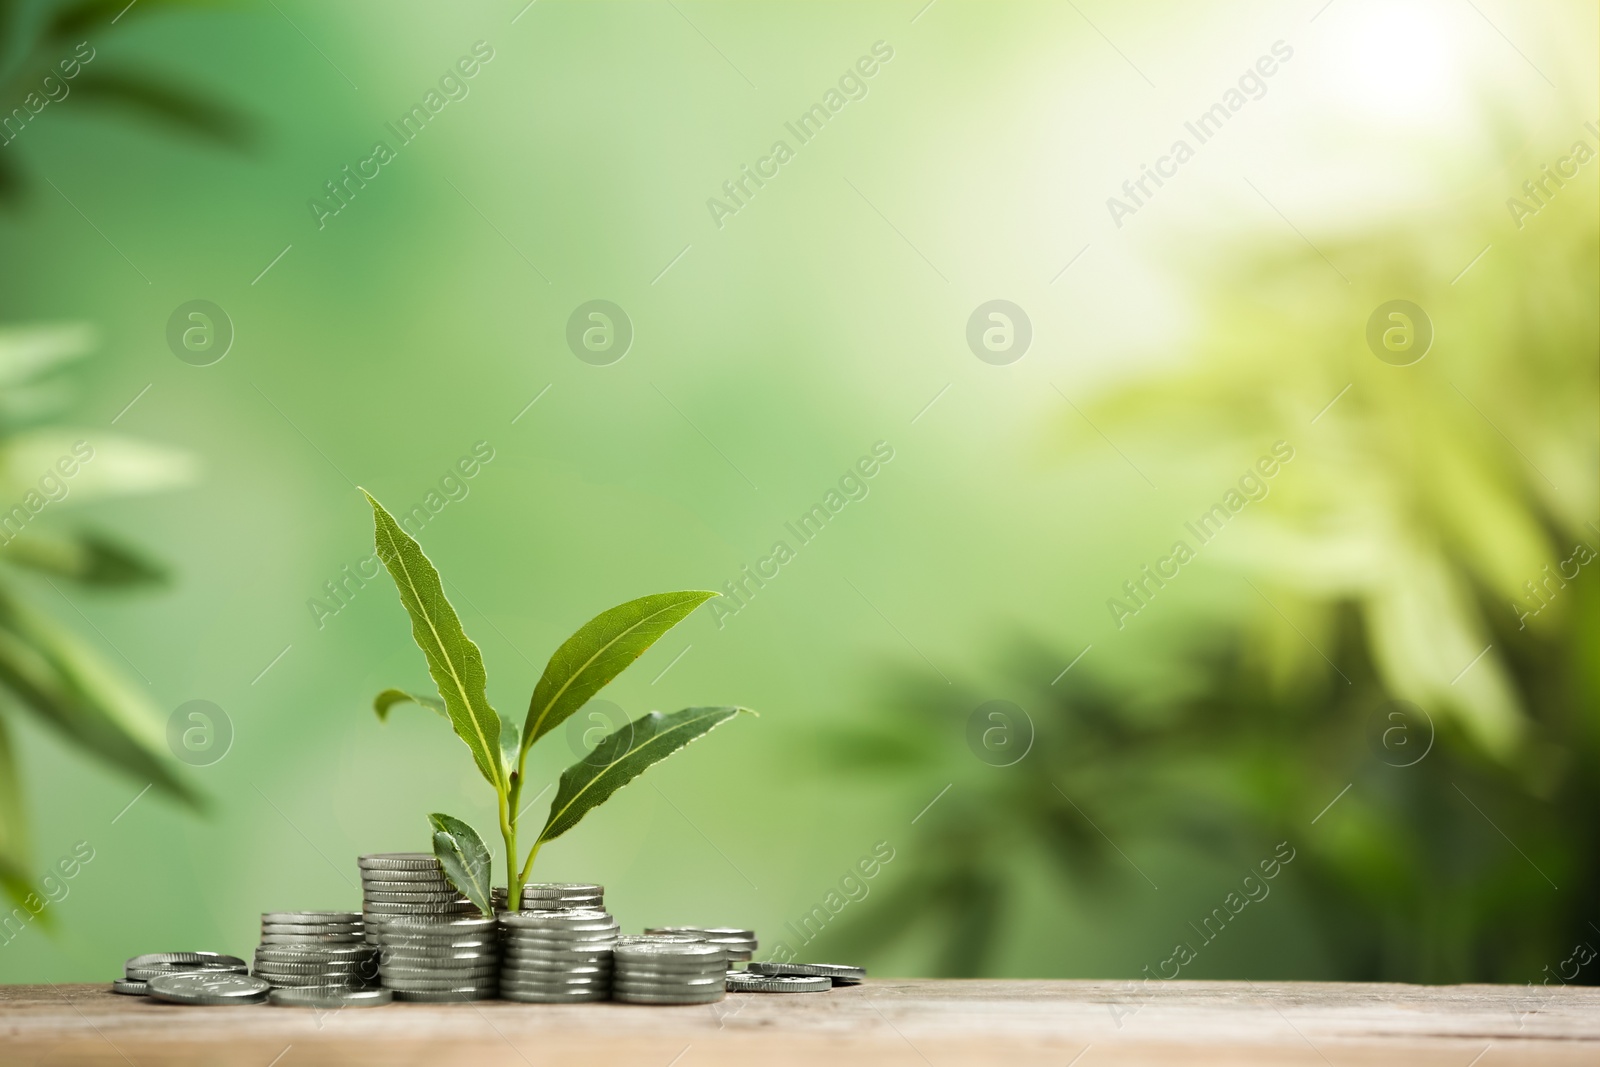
xmin=612 ymin=940 xmax=727 ymax=1004
xmin=357 ymin=853 xmax=484 ymax=943
xmin=374 ymin=916 xmax=500 ymax=1002
xmin=522 ymin=882 xmax=603 ymax=910
xmin=114 ymin=952 xmax=247 ymax=996
xmin=498 ymin=908 xmax=618 ymax=1003
xmin=643 ymin=926 xmax=757 ymax=966
xmin=253 ymin=912 xmax=379 ymax=992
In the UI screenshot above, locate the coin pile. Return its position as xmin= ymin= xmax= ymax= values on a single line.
xmin=612 ymin=939 xmax=727 ymax=1004
xmin=644 ymin=926 xmax=757 ymax=965
xmin=375 ymin=916 xmax=500 ymax=1002
xmin=498 ymin=908 xmax=618 ymax=1003
xmin=358 ymin=853 xmax=484 ymax=942
xmin=252 ymin=912 xmax=379 ymax=993
xmin=114 ymin=952 xmax=247 ymax=996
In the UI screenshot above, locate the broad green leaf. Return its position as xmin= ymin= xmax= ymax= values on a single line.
xmin=521 ymin=591 xmax=716 ymax=757
xmin=364 ymin=491 xmax=503 ymax=790
xmin=428 ymin=812 xmax=493 ymax=916
xmin=373 ymin=688 xmax=445 ymax=721
xmin=0 ymin=529 xmax=167 ymax=587
xmin=537 ymin=705 xmax=751 ymax=845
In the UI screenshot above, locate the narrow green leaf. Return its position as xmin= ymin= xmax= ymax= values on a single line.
xmin=521 ymin=591 xmax=716 ymax=757
xmin=428 ymin=812 xmax=493 ymax=916
xmin=363 ymin=491 xmax=503 ymax=791
xmin=537 ymin=705 xmax=752 ymax=845
xmin=71 ymin=70 xmax=254 ymax=150
xmin=373 ymin=688 xmax=445 ymax=722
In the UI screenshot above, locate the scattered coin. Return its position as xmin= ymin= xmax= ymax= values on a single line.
xmin=111 ymin=979 xmax=148 ymax=996
xmin=745 ymin=961 xmax=865 ymax=985
xmin=124 ymin=952 xmax=248 ymax=982
xmin=146 ymin=972 xmax=271 ymax=1006
xmin=269 ymin=987 xmax=393 ymax=1008
xmin=726 ymin=972 xmax=831 ymax=993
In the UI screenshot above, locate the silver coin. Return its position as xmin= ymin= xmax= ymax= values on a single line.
xmin=381 ymin=947 xmax=499 ymax=962
xmin=498 ymin=980 xmax=609 ymax=995
xmin=363 ymin=902 xmax=478 ymax=915
xmin=261 ymin=911 xmax=361 ymax=925
xmin=146 ymin=972 xmax=271 ymax=1005
xmin=746 ymin=961 xmax=866 ymax=985
xmin=523 ymin=882 xmax=603 ymax=895
xmin=360 ymin=868 xmax=453 ymax=881
xmin=614 ymin=959 xmax=726 ymax=976
xmin=260 ymin=928 xmax=365 ymax=939
xmin=502 ymin=949 xmax=612 ymax=965
xmin=377 ymin=962 xmax=499 ymax=977
xmin=499 ymin=987 xmax=609 ymax=1003
xmin=645 ymin=926 xmax=753 ymax=939
xmin=376 ymin=915 xmax=497 ymax=931
xmin=111 ymin=979 xmax=148 ymax=996
xmin=126 ymin=963 xmax=249 ymax=982
xmin=615 ymin=941 xmax=724 ymax=961
xmin=258 ymin=936 xmax=366 ymax=948
xmin=262 ymin=920 xmax=365 ymax=931
xmin=254 ymin=946 xmax=376 ymax=960
xmin=391 ymin=989 xmax=495 ymax=1003
xmin=362 ymin=889 xmax=473 ymax=903
xmin=126 ymin=965 xmax=248 ymax=982
xmin=613 ymin=988 xmax=725 ymax=1004
xmin=726 ymin=973 xmax=830 ymax=993
xmin=614 ymin=935 xmax=704 ymax=947
xmin=614 ymin=976 xmax=725 ymax=991
xmin=357 ymin=853 xmax=441 ymax=870
xmin=258 ymin=975 xmax=377 ymax=990
xmin=378 ymin=940 xmax=499 ymax=955
xmin=269 ymin=987 xmax=392 ymax=1008
xmin=381 ymin=978 xmax=500 ymax=993
xmin=500 ymin=966 xmax=611 ymax=982
xmin=126 ymin=952 xmax=247 ymax=975
xmin=254 ymin=963 xmax=375 ymax=977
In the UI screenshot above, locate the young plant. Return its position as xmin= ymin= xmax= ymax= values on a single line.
xmin=361 ymin=491 xmax=751 ymax=912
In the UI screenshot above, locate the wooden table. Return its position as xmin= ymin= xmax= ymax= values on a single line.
xmin=2 ymin=980 xmax=1596 ymax=1065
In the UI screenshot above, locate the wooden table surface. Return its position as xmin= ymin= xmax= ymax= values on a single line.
xmin=2 ymin=979 xmax=1597 ymax=1066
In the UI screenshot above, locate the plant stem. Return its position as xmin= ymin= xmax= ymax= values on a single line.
xmin=497 ymin=787 xmax=519 ymax=912
xmin=518 ymin=838 xmax=542 ymax=888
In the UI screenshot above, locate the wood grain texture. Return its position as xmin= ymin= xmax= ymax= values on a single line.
xmin=1 ymin=979 xmax=1596 ymax=1066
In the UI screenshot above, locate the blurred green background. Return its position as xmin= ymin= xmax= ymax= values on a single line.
xmin=0 ymin=0 xmax=1594 ymax=985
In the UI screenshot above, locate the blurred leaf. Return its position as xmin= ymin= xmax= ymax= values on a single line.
xmin=0 ymin=584 xmax=198 ymax=808
xmin=0 ymin=431 xmax=195 ymax=504
xmin=428 ymin=811 xmax=492 ymax=916
xmin=46 ymin=0 xmax=223 ymax=40
xmin=538 ymin=706 xmax=750 ymax=844
xmin=365 ymin=491 xmax=502 ymax=791
xmin=372 ymin=688 xmax=445 ymax=722
xmin=521 ymin=590 xmax=715 ymax=756
xmin=0 ymin=713 xmax=34 ymax=908
xmin=70 ymin=69 xmax=252 ymax=149
xmin=0 ymin=324 xmax=94 ymax=390
xmin=0 ymin=529 xmax=167 ymax=586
